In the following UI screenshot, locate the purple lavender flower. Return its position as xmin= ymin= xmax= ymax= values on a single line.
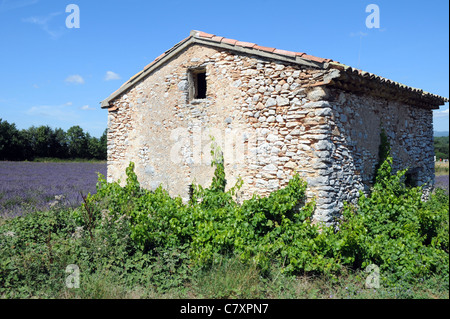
xmin=0 ymin=161 xmax=107 ymax=218
xmin=435 ymin=175 xmax=449 ymax=194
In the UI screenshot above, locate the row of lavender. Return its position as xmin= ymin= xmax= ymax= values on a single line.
xmin=435 ymin=175 xmax=449 ymax=194
xmin=0 ymin=162 xmax=107 ymax=218
xmin=0 ymin=161 xmax=448 ymax=218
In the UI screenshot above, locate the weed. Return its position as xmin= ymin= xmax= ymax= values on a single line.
xmin=0 ymin=146 xmax=448 ymax=299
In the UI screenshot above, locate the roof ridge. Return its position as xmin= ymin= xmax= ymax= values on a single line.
xmin=328 ymin=61 xmax=449 ymax=102
xmin=121 ymin=30 xmax=335 ymax=89
xmin=190 ymin=30 xmax=334 ymax=64
xmin=101 ymin=30 xmax=448 ymax=108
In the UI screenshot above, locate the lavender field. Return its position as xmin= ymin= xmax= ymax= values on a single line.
xmin=0 ymin=160 xmax=448 ymax=219
xmin=0 ymin=161 xmax=107 ymax=218
xmin=436 ymin=174 xmax=449 ymax=194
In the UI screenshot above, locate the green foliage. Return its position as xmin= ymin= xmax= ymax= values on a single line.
xmin=0 ymin=143 xmax=448 ymax=298
xmin=373 ymin=127 xmax=390 ymax=184
xmin=434 ymin=136 xmax=449 ymax=160
xmin=0 ymin=118 xmax=107 ymax=161
xmin=337 ymin=155 xmax=449 ymax=285
xmin=88 ymin=145 xmax=448 ymax=287
xmin=90 ymin=149 xmax=323 ymax=275
xmin=192 ymin=255 xmax=262 ymax=298
xmin=0 ymin=203 xmax=143 ymax=298
xmin=0 ymin=119 xmax=26 ymax=160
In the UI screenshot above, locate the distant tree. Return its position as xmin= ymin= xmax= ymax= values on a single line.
xmin=434 ymin=136 xmax=449 ymax=159
xmin=52 ymin=128 xmax=69 ymax=158
xmin=87 ymin=135 xmax=101 ymax=159
xmin=67 ymin=125 xmax=89 ymax=159
xmin=17 ymin=128 xmax=30 ymax=160
xmin=1 ymin=120 xmax=107 ymax=161
xmin=35 ymin=125 xmax=53 ymax=158
xmin=0 ymin=119 xmax=22 ymax=160
xmin=99 ymin=129 xmax=107 ymax=160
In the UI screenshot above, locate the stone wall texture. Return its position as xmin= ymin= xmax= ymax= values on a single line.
xmin=106 ymin=43 xmax=435 ymax=224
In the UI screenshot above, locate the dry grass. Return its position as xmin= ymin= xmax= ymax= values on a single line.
xmin=435 ymin=162 xmax=449 ymax=176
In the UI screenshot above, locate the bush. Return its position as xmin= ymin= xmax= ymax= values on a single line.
xmin=90 ymin=147 xmax=449 ymax=286
xmin=336 ymin=156 xmax=449 ymax=285
xmin=1 ymin=147 xmax=448 ymax=297
xmin=0 ymin=204 xmax=146 ymax=297
xmin=90 ymin=155 xmax=324 ymax=274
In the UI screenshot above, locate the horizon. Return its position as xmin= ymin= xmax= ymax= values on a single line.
xmin=0 ymin=0 xmax=448 ymax=138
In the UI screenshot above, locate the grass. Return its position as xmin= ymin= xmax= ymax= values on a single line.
xmin=0 ymin=160 xmax=447 ymax=300
xmin=32 ymin=157 xmax=107 ymax=163
xmin=0 ymin=205 xmax=447 ymax=300
xmin=25 ymin=257 xmax=450 ymax=299
xmin=435 ymin=161 xmax=449 ymax=176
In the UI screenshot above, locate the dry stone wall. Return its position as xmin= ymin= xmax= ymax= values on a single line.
xmin=107 ymin=43 xmax=435 ymax=224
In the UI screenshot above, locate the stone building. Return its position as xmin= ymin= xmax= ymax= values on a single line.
xmin=101 ymin=30 xmax=448 ymax=224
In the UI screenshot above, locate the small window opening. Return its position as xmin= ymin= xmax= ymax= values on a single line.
xmin=188 ymin=68 xmax=207 ymax=101
xmin=196 ymin=72 xmax=207 ymax=99
xmin=405 ymin=168 xmax=420 ymax=187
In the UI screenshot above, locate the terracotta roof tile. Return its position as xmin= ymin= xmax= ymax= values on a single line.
xmin=144 ymin=61 xmax=155 ymax=70
xmin=102 ymin=30 xmax=448 ymax=108
xmin=211 ymin=36 xmax=224 ymax=42
xmin=301 ymin=54 xmax=328 ymax=63
xmin=154 ymin=53 xmax=166 ymax=61
xmin=235 ymin=41 xmax=257 ymax=48
xmin=129 ymin=70 xmax=143 ymax=82
xmin=221 ymin=38 xmax=238 ymax=45
xmin=192 ymin=31 xmax=333 ymax=64
xmin=273 ymin=48 xmax=297 ymax=57
xmin=124 ymin=31 xmax=338 ymax=90
xmin=255 ymin=45 xmax=276 ymax=53
xmin=120 ymin=31 xmax=336 ymax=95
xmin=197 ymin=31 xmax=215 ymax=38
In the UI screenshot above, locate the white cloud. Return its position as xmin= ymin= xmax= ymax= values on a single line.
xmin=22 ymin=11 xmax=65 ymax=39
xmin=433 ymin=108 xmax=449 ymax=118
xmin=65 ymin=74 xmax=85 ymax=85
xmin=104 ymin=71 xmax=121 ymax=81
xmin=81 ymin=105 xmax=96 ymax=111
xmin=26 ymin=103 xmax=79 ymax=121
xmin=350 ymin=31 xmax=368 ymax=37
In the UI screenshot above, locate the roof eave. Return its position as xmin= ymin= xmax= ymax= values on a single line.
xmin=101 ymin=36 xmax=195 ymax=109
xmin=327 ymin=62 xmax=449 ymax=109
xmin=101 ymin=31 xmax=448 ymax=110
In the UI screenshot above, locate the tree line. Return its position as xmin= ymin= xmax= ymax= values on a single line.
xmin=434 ymin=136 xmax=449 ymax=160
xmin=0 ymin=119 xmax=107 ymax=161
xmin=1 ymin=116 xmax=447 ymax=162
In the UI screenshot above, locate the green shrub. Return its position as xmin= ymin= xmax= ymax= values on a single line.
xmin=1 ymin=145 xmax=448 ymax=298
xmin=89 ymin=148 xmax=337 ymax=275
xmin=87 ymin=147 xmax=448 ymax=286
xmin=337 ymin=155 xmax=449 ymax=285
xmin=0 ymin=203 xmax=146 ymax=298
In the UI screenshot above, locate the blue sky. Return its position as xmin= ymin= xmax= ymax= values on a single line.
xmin=0 ymin=0 xmax=448 ymax=137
